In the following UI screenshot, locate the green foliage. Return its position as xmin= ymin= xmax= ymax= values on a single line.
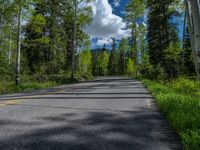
xmin=182 ymin=35 xmax=196 ymax=76
xmin=126 ymin=0 xmax=146 ymax=21
xmin=164 ymin=41 xmax=182 ymax=79
xmin=147 ymin=0 xmax=179 ymax=72
xmin=118 ymin=38 xmax=128 ymax=75
xmin=143 ymin=79 xmax=200 ymax=150
xmin=0 ymin=72 xmax=93 ymax=94
xmin=127 ymin=58 xmax=136 ymax=76
xmin=164 ymin=42 xmax=181 ymax=61
xmin=140 ymin=53 xmax=153 ymax=78
xmin=79 ymin=41 xmax=93 ymax=76
xmin=64 ymin=0 xmax=93 ymax=72
xmin=31 ymin=14 xmax=46 ymax=33
xmin=169 ymin=77 xmax=200 ymax=97
xmin=98 ymin=51 xmax=109 ymax=76
xmin=0 ymin=81 xmax=57 ymax=95
xmin=108 ymin=38 xmax=118 ymax=75
xmin=126 ymin=0 xmax=146 ymax=73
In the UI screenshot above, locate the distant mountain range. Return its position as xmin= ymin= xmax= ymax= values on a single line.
xmin=91 ymin=48 xmax=111 ymax=54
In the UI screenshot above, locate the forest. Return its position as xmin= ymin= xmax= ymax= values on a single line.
xmin=0 ymin=0 xmax=200 ymax=149
xmin=0 ymin=0 xmax=199 ymax=84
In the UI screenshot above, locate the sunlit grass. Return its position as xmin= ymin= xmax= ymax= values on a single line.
xmin=142 ymin=78 xmax=200 ymax=150
xmin=0 ymin=73 xmax=94 ymax=95
xmin=0 ymin=81 xmax=57 ymax=95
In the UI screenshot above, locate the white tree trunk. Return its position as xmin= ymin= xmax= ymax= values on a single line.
xmin=8 ymin=32 xmax=12 ymax=65
xmin=185 ymin=0 xmax=200 ymax=80
xmin=16 ymin=2 xmax=22 ymax=85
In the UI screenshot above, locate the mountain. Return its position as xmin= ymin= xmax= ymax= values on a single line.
xmin=91 ymin=48 xmax=111 ymax=55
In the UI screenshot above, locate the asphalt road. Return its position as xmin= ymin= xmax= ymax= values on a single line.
xmin=0 ymin=77 xmax=182 ymax=150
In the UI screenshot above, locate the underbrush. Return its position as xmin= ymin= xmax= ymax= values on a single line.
xmin=169 ymin=77 xmax=200 ymax=97
xmin=142 ymin=78 xmax=200 ymax=150
xmin=0 ymin=81 xmax=57 ymax=95
xmin=0 ymin=72 xmax=93 ymax=95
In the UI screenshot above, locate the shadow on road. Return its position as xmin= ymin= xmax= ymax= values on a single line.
xmin=0 ymin=77 xmax=182 ymax=150
xmin=0 ymin=107 xmax=182 ymax=150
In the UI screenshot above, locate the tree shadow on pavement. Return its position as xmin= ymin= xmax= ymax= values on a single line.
xmin=0 ymin=106 xmax=182 ymax=150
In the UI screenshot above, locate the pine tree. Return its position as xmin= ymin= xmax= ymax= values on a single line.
xmin=99 ymin=51 xmax=109 ymax=76
xmin=63 ymin=0 xmax=93 ymax=76
xmin=126 ymin=0 xmax=146 ymax=74
xmin=118 ymin=38 xmax=128 ymax=75
xmin=108 ymin=38 xmax=118 ymax=75
xmin=182 ymin=27 xmax=196 ymax=76
xmin=164 ymin=41 xmax=181 ymax=78
xmin=147 ymin=0 xmax=179 ymax=79
xmin=92 ymin=50 xmax=99 ymax=76
xmin=24 ymin=1 xmax=50 ymax=73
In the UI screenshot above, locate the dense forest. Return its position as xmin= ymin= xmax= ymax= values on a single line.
xmin=0 ymin=0 xmax=200 ymax=149
xmin=0 ymin=0 xmax=199 ymax=84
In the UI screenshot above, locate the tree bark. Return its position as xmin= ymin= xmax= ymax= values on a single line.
xmin=16 ymin=1 xmax=22 ymax=85
xmin=185 ymin=0 xmax=200 ymax=80
xmin=190 ymin=0 xmax=200 ymax=80
xmin=71 ymin=0 xmax=77 ymax=79
xmin=8 ymin=30 xmax=12 ymax=65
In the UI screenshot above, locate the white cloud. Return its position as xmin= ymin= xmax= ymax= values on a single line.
xmin=113 ymin=0 xmax=120 ymax=7
xmin=96 ymin=38 xmax=112 ymax=46
xmin=86 ymin=0 xmax=129 ymax=46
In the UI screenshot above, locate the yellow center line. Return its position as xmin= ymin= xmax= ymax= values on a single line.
xmin=0 ymin=99 xmax=24 ymax=107
xmin=49 ymin=89 xmax=66 ymax=94
xmin=0 ymin=89 xmax=67 ymax=107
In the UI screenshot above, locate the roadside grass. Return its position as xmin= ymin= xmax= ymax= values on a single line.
xmin=142 ymin=78 xmax=200 ymax=150
xmin=0 ymin=81 xmax=57 ymax=95
xmin=0 ymin=73 xmax=93 ymax=95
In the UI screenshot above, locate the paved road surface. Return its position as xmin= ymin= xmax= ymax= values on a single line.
xmin=0 ymin=77 xmax=182 ymax=150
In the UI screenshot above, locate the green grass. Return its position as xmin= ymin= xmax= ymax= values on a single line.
xmin=0 ymin=81 xmax=57 ymax=95
xmin=0 ymin=73 xmax=93 ymax=95
xmin=142 ymin=78 xmax=200 ymax=150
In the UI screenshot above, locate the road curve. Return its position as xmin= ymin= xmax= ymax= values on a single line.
xmin=0 ymin=77 xmax=182 ymax=150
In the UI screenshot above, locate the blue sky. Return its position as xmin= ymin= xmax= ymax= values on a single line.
xmin=87 ymin=0 xmax=130 ymax=49
xmin=88 ymin=0 xmax=184 ymax=49
xmin=109 ymin=0 xmax=129 ymax=17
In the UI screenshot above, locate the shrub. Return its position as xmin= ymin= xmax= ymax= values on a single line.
xmin=169 ymin=77 xmax=200 ymax=97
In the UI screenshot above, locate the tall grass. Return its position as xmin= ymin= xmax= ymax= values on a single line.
xmin=142 ymin=78 xmax=200 ymax=150
xmin=0 ymin=81 xmax=57 ymax=95
xmin=0 ymin=73 xmax=93 ymax=95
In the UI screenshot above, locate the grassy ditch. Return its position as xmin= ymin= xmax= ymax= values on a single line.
xmin=142 ymin=77 xmax=200 ymax=150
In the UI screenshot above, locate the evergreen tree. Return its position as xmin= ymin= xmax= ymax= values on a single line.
xmin=63 ymin=1 xmax=92 ymax=73
xmin=99 ymin=51 xmax=109 ymax=76
xmin=126 ymin=0 xmax=146 ymax=73
xmin=24 ymin=1 xmax=51 ymax=73
xmin=92 ymin=50 xmax=99 ymax=76
xmin=147 ymin=0 xmax=179 ymax=79
xmin=108 ymin=38 xmax=118 ymax=75
xmin=140 ymin=52 xmax=153 ymax=77
xmin=182 ymin=28 xmax=196 ymax=76
xmin=118 ymin=38 xmax=128 ymax=75
xmin=96 ymin=45 xmax=109 ymax=76
xmin=164 ymin=41 xmax=181 ymax=79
